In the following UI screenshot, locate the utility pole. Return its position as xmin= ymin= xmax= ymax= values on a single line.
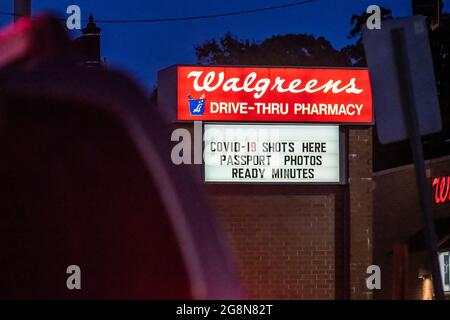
xmin=14 ymin=0 xmax=31 ymax=23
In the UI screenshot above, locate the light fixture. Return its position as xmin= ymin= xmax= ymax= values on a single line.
xmin=418 ymin=268 xmax=430 ymax=279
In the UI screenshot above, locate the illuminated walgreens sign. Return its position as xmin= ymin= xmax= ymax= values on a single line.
xmin=433 ymin=176 xmax=450 ymax=204
xmin=173 ymin=65 xmax=373 ymax=123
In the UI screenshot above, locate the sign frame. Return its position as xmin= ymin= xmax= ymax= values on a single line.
xmin=201 ymin=122 xmax=347 ymax=185
xmin=157 ymin=64 xmax=374 ymax=125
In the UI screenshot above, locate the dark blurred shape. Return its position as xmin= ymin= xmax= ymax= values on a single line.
xmin=14 ymin=0 xmax=31 ymax=22
xmin=0 ymin=15 xmax=71 ymax=69
xmin=0 ymin=16 xmax=239 ymax=299
xmin=74 ymin=14 xmax=102 ymax=68
xmin=364 ymin=17 xmax=445 ymax=298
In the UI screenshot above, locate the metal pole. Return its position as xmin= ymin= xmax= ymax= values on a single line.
xmin=391 ymin=27 xmax=445 ymax=300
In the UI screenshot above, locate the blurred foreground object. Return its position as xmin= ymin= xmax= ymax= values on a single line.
xmin=0 ymin=15 xmax=240 ymax=299
xmin=0 ymin=14 xmax=70 ymax=69
xmin=412 ymin=0 xmax=443 ymax=29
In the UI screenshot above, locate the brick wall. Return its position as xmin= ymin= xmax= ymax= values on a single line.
xmin=205 ymin=127 xmax=373 ymax=300
xmin=348 ymin=127 xmax=373 ymax=299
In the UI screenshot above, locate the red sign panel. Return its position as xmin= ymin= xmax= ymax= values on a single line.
xmin=177 ymin=66 xmax=373 ymax=123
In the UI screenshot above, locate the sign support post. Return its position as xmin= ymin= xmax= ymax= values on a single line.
xmin=391 ymin=27 xmax=444 ymax=300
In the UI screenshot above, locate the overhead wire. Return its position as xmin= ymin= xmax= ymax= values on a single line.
xmin=0 ymin=0 xmax=319 ymax=23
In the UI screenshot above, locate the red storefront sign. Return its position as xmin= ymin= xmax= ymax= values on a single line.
xmin=432 ymin=176 xmax=450 ymax=204
xmin=176 ymin=65 xmax=373 ymax=123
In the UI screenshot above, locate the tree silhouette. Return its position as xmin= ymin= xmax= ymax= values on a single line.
xmin=195 ymin=33 xmax=350 ymax=67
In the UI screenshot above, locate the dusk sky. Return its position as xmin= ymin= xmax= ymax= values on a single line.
xmin=1 ymin=0 xmax=449 ymax=91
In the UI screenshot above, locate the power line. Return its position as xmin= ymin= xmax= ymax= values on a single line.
xmin=0 ymin=0 xmax=319 ymax=23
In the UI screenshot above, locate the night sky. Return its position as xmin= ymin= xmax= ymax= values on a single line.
xmin=1 ymin=0 xmax=449 ymax=91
